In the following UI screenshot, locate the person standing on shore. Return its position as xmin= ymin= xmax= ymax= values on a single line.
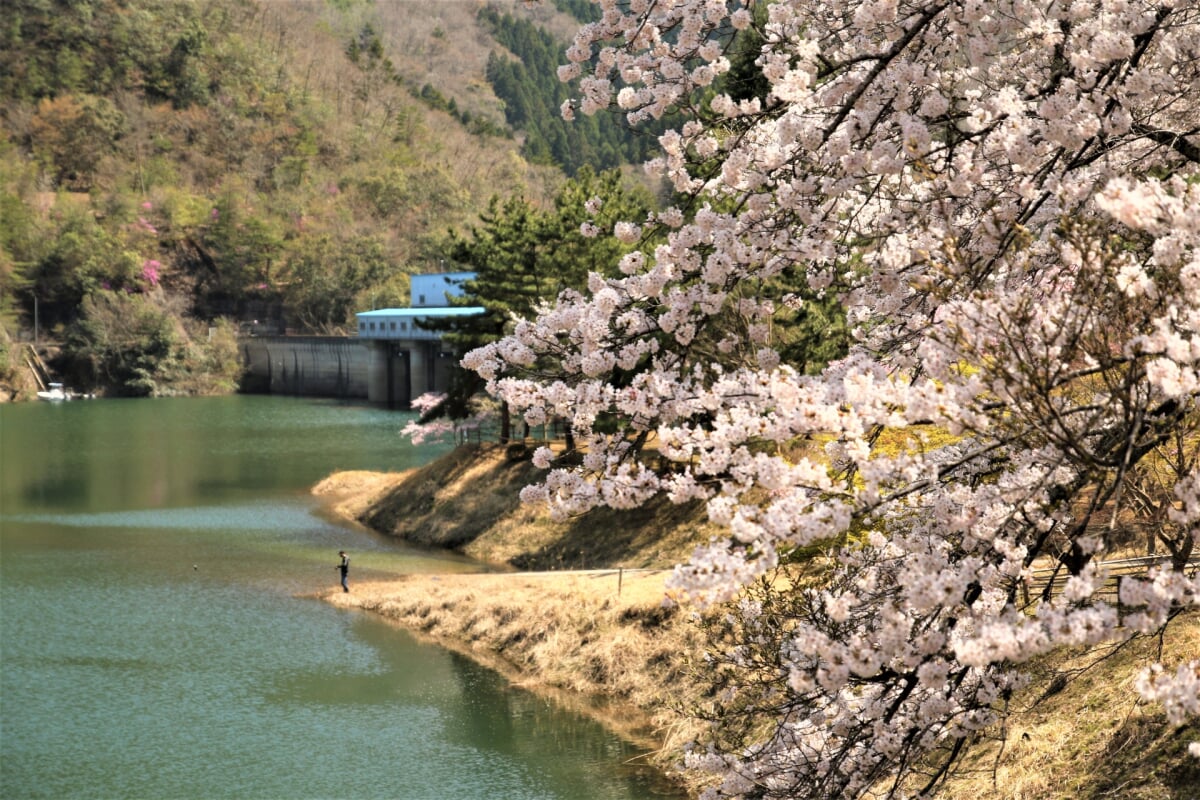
xmin=336 ymin=551 xmax=350 ymax=593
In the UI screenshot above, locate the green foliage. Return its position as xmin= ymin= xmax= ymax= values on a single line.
xmin=552 ymin=0 xmax=601 ymax=24
xmin=187 ymin=317 xmax=243 ymax=394
xmin=63 ymin=290 xmax=182 ymax=396
xmin=355 ymin=167 xmax=419 ymax=217
xmin=281 ymin=234 xmax=394 ymax=331
xmin=432 ymin=167 xmax=654 ymax=420
xmin=0 ymin=328 xmax=13 ymax=385
xmin=771 ymin=278 xmax=851 ymax=375
xmin=412 ymin=81 xmax=506 ymax=137
xmin=442 ymin=167 xmax=651 ymax=349
xmin=29 ymin=93 xmax=126 ymax=190
xmin=1 ymin=0 xmax=216 ymax=104
xmin=157 ymin=20 xmax=213 ymax=108
xmin=719 ymin=1 xmax=771 ymax=105
xmin=541 ymin=166 xmax=656 ymax=281
xmin=0 ymin=0 xmax=630 ymax=397
xmin=23 ymin=200 xmax=141 ymax=328
xmin=0 ymin=192 xmax=34 ymax=264
xmin=439 ymin=195 xmax=541 ymax=351
xmin=652 ymin=2 xmax=848 ymax=378
xmin=62 ymin=290 xmax=243 ymax=396
xmin=196 ymin=193 xmax=284 ymax=299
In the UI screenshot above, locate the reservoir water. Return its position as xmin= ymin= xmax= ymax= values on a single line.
xmin=0 ymin=396 xmax=680 ymax=800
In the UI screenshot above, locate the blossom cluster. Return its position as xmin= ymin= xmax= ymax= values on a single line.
xmin=465 ymin=1 xmax=1200 ymax=796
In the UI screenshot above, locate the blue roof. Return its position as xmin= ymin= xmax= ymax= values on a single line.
xmin=356 ymin=306 xmax=485 ymax=319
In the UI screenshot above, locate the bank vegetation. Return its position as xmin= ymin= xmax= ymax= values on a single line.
xmin=0 ymin=0 xmax=646 ymax=399
xmin=315 ymin=445 xmax=1199 ymax=799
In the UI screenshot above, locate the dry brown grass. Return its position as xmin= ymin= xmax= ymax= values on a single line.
xmin=314 ymin=443 xmax=719 ymax=570
xmin=315 ymin=447 xmax=1200 ymax=799
xmin=312 ymin=445 xmax=719 ymax=790
xmin=311 ymin=470 xmax=410 ymax=518
xmin=936 ymin=613 xmax=1200 ymax=800
xmin=373 ymin=0 xmax=582 ymax=121
xmin=319 ymin=569 xmax=709 ymax=786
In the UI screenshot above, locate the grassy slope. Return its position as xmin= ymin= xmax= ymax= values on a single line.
xmin=939 ymin=626 xmax=1199 ymax=800
xmin=315 ymin=443 xmax=718 ymax=570
xmin=322 ymin=570 xmax=709 ymax=788
xmin=313 ymin=445 xmax=717 ymax=794
xmin=314 ymin=446 xmax=1199 ymax=799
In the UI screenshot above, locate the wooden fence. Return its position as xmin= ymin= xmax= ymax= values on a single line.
xmin=454 ymin=419 xmax=570 ymax=446
xmin=1025 ymin=554 xmax=1198 ymax=608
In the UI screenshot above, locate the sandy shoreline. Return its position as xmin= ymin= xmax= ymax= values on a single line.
xmin=312 ymin=568 xmax=704 ymax=791
xmin=307 ymin=466 xmax=1200 ymax=799
xmin=307 ymin=464 xmax=713 ymax=794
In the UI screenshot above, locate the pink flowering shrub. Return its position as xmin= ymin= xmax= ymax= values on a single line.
xmin=141 ymin=259 xmax=161 ymax=287
xmin=409 ymin=392 xmax=447 ymax=417
xmin=465 ymin=0 xmax=1200 ymax=796
xmin=400 ymin=393 xmax=452 ymax=445
xmin=400 ymin=393 xmax=499 ymax=446
xmin=400 ymin=418 xmax=455 ymax=446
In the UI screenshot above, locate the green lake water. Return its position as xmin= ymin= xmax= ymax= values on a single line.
xmin=0 ymin=396 xmax=681 ymax=800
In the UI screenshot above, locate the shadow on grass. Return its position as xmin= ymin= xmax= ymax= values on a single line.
xmin=509 ymin=493 xmax=706 ymax=570
xmin=358 ymin=443 xmax=710 ymax=570
xmin=1087 ymin=714 xmax=1200 ymax=800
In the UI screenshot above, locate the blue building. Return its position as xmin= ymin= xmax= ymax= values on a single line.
xmin=354 ymin=272 xmax=483 ymax=407
xmin=355 ymin=272 xmax=483 ymax=339
xmin=239 ymin=273 xmax=482 ymax=408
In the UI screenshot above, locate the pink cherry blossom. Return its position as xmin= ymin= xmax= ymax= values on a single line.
xmin=465 ymin=1 xmax=1200 ymax=796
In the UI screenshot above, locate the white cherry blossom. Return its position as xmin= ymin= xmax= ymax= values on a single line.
xmin=466 ymin=1 xmax=1200 ymax=796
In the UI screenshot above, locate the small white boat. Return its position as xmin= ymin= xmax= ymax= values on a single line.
xmin=37 ymin=383 xmax=68 ymax=402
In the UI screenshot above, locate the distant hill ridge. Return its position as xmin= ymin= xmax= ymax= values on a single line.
xmin=2 ymin=0 xmax=651 ymax=396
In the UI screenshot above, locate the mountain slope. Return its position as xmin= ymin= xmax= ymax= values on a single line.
xmin=0 ymin=0 xmax=584 ymax=395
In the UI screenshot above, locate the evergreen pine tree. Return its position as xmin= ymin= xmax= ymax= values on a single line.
xmin=424 ymin=170 xmax=654 ymax=441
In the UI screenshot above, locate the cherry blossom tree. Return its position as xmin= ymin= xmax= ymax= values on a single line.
xmin=464 ymin=1 xmax=1200 ymax=796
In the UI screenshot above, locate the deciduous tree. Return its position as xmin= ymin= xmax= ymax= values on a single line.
xmin=464 ymin=1 xmax=1200 ymax=796
xmin=282 ymin=234 xmax=392 ymax=332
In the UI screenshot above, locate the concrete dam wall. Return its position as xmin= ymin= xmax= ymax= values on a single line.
xmin=239 ymin=336 xmax=457 ymax=408
xmin=240 ymin=336 xmax=366 ymax=398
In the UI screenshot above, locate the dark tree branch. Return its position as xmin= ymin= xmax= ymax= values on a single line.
xmin=1133 ymin=123 xmax=1200 ymax=163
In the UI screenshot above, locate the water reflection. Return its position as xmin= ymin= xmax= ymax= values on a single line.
xmin=0 ymin=397 xmax=682 ymax=800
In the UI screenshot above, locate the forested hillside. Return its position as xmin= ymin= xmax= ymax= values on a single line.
xmin=481 ymin=6 xmax=666 ymax=173
xmin=0 ymin=0 xmax=652 ymax=397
